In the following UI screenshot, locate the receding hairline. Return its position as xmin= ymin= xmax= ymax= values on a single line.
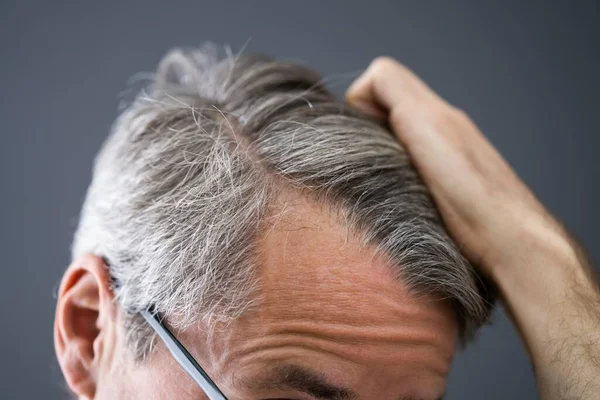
xmin=72 ymin=45 xmax=494 ymax=359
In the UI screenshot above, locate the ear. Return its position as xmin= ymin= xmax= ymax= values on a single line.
xmin=54 ymin=254 xmax=117 ymax=399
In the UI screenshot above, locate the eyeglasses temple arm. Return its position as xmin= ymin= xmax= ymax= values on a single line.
xmin=140 ymin=309 xmax=228 ymax=400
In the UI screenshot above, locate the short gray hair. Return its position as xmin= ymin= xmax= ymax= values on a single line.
xmin=73 ymin=44 xmax=494 ymax=359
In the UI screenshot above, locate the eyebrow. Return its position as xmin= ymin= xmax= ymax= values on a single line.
xmin=249 ymin=363 xmax=355 ymax=400
xmin=247 ymin=363 xmax=445 ymax=400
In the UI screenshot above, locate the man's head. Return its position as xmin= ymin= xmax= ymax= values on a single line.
xmin=54 ymin=46 xmax=494 ymax=399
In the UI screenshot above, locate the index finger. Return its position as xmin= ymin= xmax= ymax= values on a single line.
xmin=345 ymin=56 xmax=448 ymax=118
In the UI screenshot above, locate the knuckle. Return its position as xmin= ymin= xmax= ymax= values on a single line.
xmin=369 ymin=56 xmax=401 ymax=75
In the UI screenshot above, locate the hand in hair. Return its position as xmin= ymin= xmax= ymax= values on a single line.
xmin=346 ymin=56 xmax=600 ymax=400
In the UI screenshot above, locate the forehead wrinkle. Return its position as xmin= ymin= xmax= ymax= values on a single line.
xmin=215 ymin=318 xmax=453 ymax=377
xmin=224 ymin=343 xmax=449 ymax=388
xmin=266 ymin=320 xmax=455 ymax=356
xmin=199 ymin=188 xmax=458 ymax=394
xmin=255 ymin=288 xmax=454 ymax=348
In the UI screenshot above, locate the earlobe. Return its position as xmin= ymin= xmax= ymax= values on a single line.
xmin=60 ymin=337 xmax=97 ymax=397
xmin=54 ymin=254 xmax=114 ymax=399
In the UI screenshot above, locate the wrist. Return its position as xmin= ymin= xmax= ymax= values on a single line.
xmin=489 ymin=217 xmax=597 ymax=333
xmin=485 ymin=211 xmax=577 ymax=284
xmin=489 ymin=217 xmax=586 ymax=312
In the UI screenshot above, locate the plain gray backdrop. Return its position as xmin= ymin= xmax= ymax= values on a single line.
xmin=6 ymin=1 xmax=599 ymax=399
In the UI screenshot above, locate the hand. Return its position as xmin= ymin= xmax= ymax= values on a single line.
xmin=346 ymin=57 xmax=600 ymax=400
xmin=346 ymin=57 xmax=571 ymax=279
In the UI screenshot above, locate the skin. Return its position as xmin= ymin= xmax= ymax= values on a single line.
xmin=55 ymin=57 xmax=600 ymax=400
xmin=55 ymin=192 xmax=456 ymax=400
xmin=345 ymin=57 xmax=600 ymax=399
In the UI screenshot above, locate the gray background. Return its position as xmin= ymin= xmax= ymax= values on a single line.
xmin=6 ymin=1 xmax=599 ymax=399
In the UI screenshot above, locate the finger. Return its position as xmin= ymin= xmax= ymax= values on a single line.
xmin=346 ymin=57 xmax=447 ymax=116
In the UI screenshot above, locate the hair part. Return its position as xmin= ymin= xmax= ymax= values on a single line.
xmin=72 ymin=44 xmax=495 ymax=359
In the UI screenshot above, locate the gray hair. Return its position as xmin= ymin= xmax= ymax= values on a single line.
xmin=72 ymin=45 xmax=494 ymax=359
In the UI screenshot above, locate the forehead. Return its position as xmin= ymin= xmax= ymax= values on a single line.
xmin=258 ymin=191 xmax=456 ymax=349
xmin=194 ymin=192 xmax=458 ymax=398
